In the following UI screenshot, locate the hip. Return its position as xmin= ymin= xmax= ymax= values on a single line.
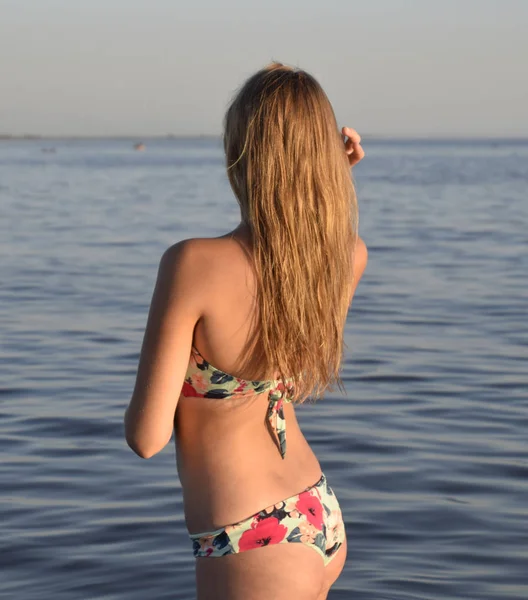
xmin=190 ymin=471 xmax=346 ymax=567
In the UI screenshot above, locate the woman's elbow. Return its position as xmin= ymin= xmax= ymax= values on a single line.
xmin=125 ymin=434 xmax=158 ymax=459
xmin=124 ymin=423 xmax=166 ymax=458
xmin=123 ymin=404 xmax=174 ymax=458
xmin=124 ymin=417 xmax=164 ymax=460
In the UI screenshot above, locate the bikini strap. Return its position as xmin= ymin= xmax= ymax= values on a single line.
xmin=267 ymin=381 xmax=295 ymax=460
xmin=191 ymin=344 xmax=204 ymax=358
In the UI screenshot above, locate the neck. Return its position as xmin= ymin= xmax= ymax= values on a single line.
xmin=226 ymin=220 xmax=253 ymax=252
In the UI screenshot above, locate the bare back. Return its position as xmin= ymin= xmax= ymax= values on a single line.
xmin=174 ymin=231 xmax=323 ymax=533
xmin=173 ymin=227 xmax=367 ymax=537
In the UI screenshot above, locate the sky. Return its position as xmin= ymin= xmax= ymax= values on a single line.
xmin=0 ymin=0 xmax=527 ymax=138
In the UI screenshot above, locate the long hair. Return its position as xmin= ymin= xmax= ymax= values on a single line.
xmin=223 ymin=62 xmax=358 ymax=403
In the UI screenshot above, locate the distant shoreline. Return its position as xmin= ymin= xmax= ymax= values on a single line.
xmin=1 ymin=134 xmax=528 ymax=143
xmin=0 ymin=134 xmax=221 ymax=141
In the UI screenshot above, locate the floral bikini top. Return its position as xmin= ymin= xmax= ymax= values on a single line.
xmin=182 ymin=345 xmax=295 ymax=459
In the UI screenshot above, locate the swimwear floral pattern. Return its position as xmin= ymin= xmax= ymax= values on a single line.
xmin=190 ymin=473 xmax=345 ymax=566
xmin=183 ymin=346 xmax=295 ymax=459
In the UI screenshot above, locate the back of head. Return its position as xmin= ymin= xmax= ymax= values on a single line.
xmin=224 ymin=62 xmax=358 ymax=402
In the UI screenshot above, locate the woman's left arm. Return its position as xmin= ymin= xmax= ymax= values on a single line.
xmin=124 ymin=240 xmax=203 ymax=459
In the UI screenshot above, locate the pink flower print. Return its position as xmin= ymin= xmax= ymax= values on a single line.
xmin=283 ymin=497 xmax=301 ymax=518
xmin=238 ymin=517 xmax=288 ymax=551
xmin=295 ymin=491 xmax=324 ymax=531
xmin=181 ymin=381 xmax=203 ymax=397
xmin=233 ymin=380 xmax=247 ymax=393
xmin=284 ymin=382 xmax=295 ymax=400
xmin=192 ymin=373 xmax=209 ymax=393
xmin=198 ymin=537 xmax=215 ymax=556
xmin=297 ymin=521 xmax=319 ymax=544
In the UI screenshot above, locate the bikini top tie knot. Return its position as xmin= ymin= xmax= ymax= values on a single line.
xmin=267 ymin=381 xmax=295 ymax=460
xmin=184 ymin=346 xmax=295 ymax=459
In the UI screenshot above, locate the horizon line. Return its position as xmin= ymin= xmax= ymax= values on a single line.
xmin=2 ymin=133 xmax=528 ymax=142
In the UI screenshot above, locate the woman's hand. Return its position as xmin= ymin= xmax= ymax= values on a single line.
xmin=342 ymin=127 xmax=365 ymax=168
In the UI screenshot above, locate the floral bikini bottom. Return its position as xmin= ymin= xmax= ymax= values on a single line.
xmin=190 ymin=473 xmax=346 ymax=566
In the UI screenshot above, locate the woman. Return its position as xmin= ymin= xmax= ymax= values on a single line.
xmin=125 ymin=62 xmax=367 ymax=600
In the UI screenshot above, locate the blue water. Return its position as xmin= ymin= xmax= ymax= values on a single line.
xmin=1 ymin=138 xmax=527 ymax=599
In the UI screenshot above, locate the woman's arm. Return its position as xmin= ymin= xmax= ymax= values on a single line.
xmin=342 ymin=126 xmax=367 ymax=304
xmin=124 ymin=240 xmax=203 ymax=459
xmin=349 ymin=236 xmax=368 ymax=305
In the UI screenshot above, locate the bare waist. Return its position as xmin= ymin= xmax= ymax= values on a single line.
xmin=173 ymin=399 xmax=321 ymax=533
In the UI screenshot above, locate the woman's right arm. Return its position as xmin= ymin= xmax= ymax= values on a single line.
xmin=342 ymin=126 xmax=367 ymax=304
xmin=349 ymin=236 xmax=368 ymax=306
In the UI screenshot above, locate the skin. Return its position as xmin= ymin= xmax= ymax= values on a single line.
xmin=125 ymin=128 xmax=367 ymax=599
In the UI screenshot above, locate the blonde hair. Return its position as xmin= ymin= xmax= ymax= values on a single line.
xmin=224 ymin=62 xmax=358 ymax=403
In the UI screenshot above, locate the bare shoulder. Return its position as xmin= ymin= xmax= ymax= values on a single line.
xmin=160 ymin=236 xmax=225 ymax=268
xmin=159 ymin=235 xmax=245 ymax=288
xmin=161 ymin=237 xmax=210 ymax=264
xmin=156 ymin=238 xmax=212 ymax=301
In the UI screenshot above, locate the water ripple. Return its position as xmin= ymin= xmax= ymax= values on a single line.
xmin=1 ymin=138 xmax=527 ymax=599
